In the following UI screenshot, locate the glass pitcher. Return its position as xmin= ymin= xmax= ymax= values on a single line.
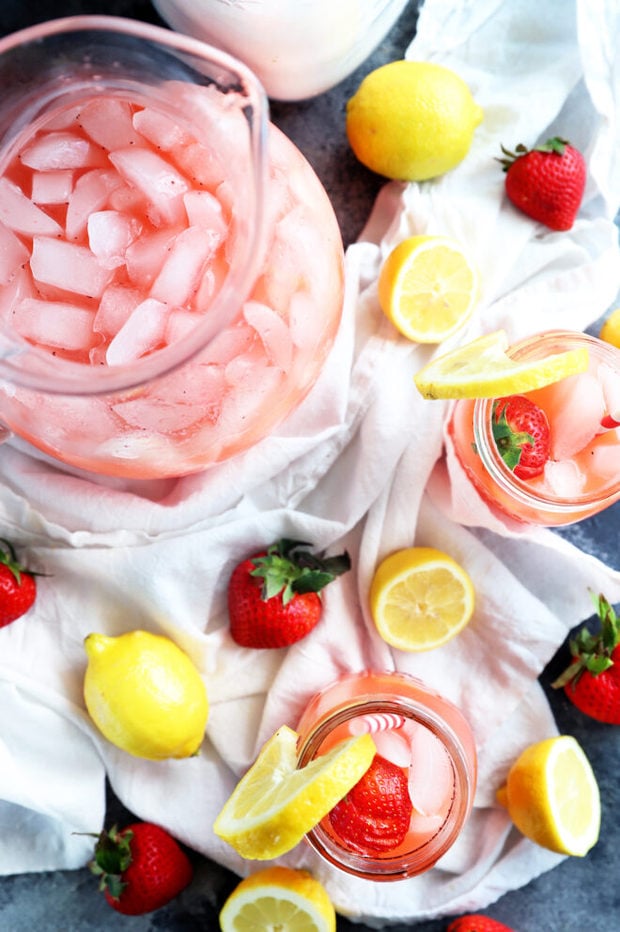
xmin=0 ymin=16 xmax=345 ymax=479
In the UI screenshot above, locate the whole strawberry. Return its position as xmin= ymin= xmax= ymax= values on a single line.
xmin=228 ymin=538 xmax=351 ymax=649
xmin=327 ymin=753 xmax=412 ymax=855
xmin=447 ymin=916 xmax=516 ymax=932
xmin=89 ymin=822 xmax=193 ymax=916
xmin=0 ymin=538 xmax=37 ymax=627
xmin=492 ymin=395 xmax=550 ymax=479
xmin=498 ymin=136 xmax=586 ymax=231
xmin=552 ymin=593 xmax=620 ymax=724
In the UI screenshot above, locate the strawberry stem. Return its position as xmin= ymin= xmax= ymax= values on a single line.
xmin=497 ymin=136 xmax=570 ymax=172
xmin=250 ymin=539 xmax=351 ymax=604
xmin=88 ymin=825 xmax=133 ymax=899
xmin=551 ymin=593 xmax=619 ymax=690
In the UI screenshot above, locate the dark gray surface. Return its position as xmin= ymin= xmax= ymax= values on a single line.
xmin=1 ymin=2 xmax=619 ymax=930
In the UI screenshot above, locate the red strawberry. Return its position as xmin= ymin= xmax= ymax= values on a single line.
xmin=0 ymin=538 xmax=37 ymax=627
xmin=227 ymin=538 xmax=350 ymax=649
xmin=552 ymin=593 xmax=620 ymax=724
xmin=327 ymin=753 xmax=412 ymax=855
xmin=89 ymin=822 xmax=193 ymax=916
xmin=492 ymin=395 xmax=550 ymax=479
xmin=498 ymin=136 xmax=586 ymax=231
xmin=447 ymin=915 xmax=516 ymax=931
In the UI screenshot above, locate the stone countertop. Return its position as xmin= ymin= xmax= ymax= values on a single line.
xmin=0 ymin=2 xmax=619 ymax=930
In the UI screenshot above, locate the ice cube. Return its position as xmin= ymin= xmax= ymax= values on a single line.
xmin=0 ymin=177 xmax=62 ymax=236
xmin=543 ymin=458 xmax=587 ymax=497
xmin=109 ymin=146 xmax=189 ymax=226
xmin=0 ymin=266 xmax=35 ymax=322
xmin=108 ymin=183 xmax=148 ymax=215
xmin=133 ymin=107 xmax=193 ymax=151
xmin=288 ymin=290 xmax=321 ymax=350
xmin=149 ymin=226 xmax=217 ymax=306
xmin=78 ymin=97 xmax=145 ymax=150
xmin=12 ymin=297 xmax=96 ymax=351
xmin=31 ymin=170 xmax=74 ymax=205
xmin=183 ymin=190 xmax=227 ymax=236
xmin=243 ymin=300 xmax=293 ymax=371
xmin=598 ymin=363 xmax=620 ymax=424
xmin=587 ymin=441 xmax=620 ymax=482
xmin=94 ymin=284 xmax=141 ymax=338
xmin=19 ymin=131 xmax=108 ymax=171
xmin=369 ymin=730 xmax=412 ymax=769
xmin=0 ymin=222 xmax=29 ymax=286
xmin=203 ymin=324 xmax=255 ymax=365
xmin=545 ymin=372 xmax=606 ymax=459
xmin=165 ymin=308 xmax=201 ymax=345
xmin=106 ymin=297 xmax=170 ymax=365
xmin=30 ymin=236 xmax=112 ymax=298
xmin=87 ymin=210 xmax=142 ymax=269
xmin=406 ymin=722 xmax=454 ymax=817
xmin=125 ymin=226 xmax=182 ymax=288
xmin=112 ymin=397 xmax=206 ymax=434
xmin=170 ymin=141 xmax=226 ymax=190
xmin=65 ymin=169 xmax=123 ymax=241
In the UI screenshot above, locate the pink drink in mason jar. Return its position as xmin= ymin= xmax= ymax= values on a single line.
xmin=449 ymin=331 xmax=620 ymax=526
xmin=0 ymin=18 xmax=344 ymax=478
xmin=296 ymin=671 xmax=477 ymax=880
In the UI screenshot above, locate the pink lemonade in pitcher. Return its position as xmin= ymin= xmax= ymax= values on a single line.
xmin=296 ymin=671 xmax=477 ymax=880
xmin=449 ymin=331 xmax=620 ymax=526
xmin=0 ymin=18 xmax=344 ymax=478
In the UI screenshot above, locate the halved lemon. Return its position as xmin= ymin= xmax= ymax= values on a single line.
xmin=496 ymin=735 xmax=600 ymax=856
xmin=369 ymin=546 xmax=475 ymax=652
xmin=219 ymin=866 xmax=336 ymax=932
xmin=213 ymin=725 xmax=375 ymax=860
xmin=378 ymin=235 xmax=480 ymax=343
xmin=414 ymin=329 xmax=589 ymax=399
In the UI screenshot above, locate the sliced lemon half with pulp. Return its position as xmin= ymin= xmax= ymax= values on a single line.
xmin=496 ymin=734 xmax=600 ymax=856
xmin=414 ymin=329 xmax=589 ymax=399
xmin=369 ymin=546 xmax=475 ymax=652
xmin=219 ymin=866 xmax=336 ymax=932
xmin=378 ymin=235 xmax=480 ymax=343
xmin=213 ymin=725 xmax=375 ymax=860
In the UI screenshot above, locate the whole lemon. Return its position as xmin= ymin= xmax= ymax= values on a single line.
xmin=83 ymin=630 xmax=209 ymax=760
xmin=346 ymin=60 xmax=483 ymax=181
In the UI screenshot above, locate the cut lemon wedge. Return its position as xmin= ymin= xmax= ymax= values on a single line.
xmin=414 ymin=329 xmax=589 ymax=399
xmin=369 ymin=546 xmax=475 ymax=652
xmin=213 ymin=725 xmax=375 ymax=860
xmin=219 ymin=866 xmax=336 ymax=932
xmin=378 ymin=235 xmax=480 ymax=343
xmin=496 ymin=735 xmax=600 ymax=856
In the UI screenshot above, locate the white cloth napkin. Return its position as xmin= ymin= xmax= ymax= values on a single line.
xmin=0 ymin=0 xmax=620 ymax=924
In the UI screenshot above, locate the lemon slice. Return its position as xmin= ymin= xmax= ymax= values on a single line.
xmin=369 ymin=546 xmax=475 ymax=652
xmin=496 ymin=735 xmax=600 ymax=856
xmin=213 ymin=725 xmax=375 ymax=860
xmin=219 ymin=866 xmax=336 ymax=932
xmin=378 ymin=235 xmax=480 ymax=343
xmin=414 ymin=329 xmax=589 ymax=399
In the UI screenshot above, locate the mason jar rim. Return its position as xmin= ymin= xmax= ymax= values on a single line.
xmin=296 ymin=683 xmax=476 ymax=880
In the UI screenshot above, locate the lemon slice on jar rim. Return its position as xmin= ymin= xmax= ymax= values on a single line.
xmin=378 ymin=235 xmax=480 ymax=343
xmin=369 ymin=546 xmax=475 ymax=652
xmin=213 ymin=724 xmax=375 ymax=860
xmin=219 ymin=866 xmax=336 ymax=932
xmin=414 ymin=329 xmax=589 ymax=399
xmin=496 ymin=734 xmax=600 ymax=857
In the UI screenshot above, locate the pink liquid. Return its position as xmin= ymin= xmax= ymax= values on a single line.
xmin=449 ymin=331 xmax=620 ymax=525
xmin=0 ymin=84 xmax=344 ymax=477
xmin=296 ymin=671 xmax=477 ymax=880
